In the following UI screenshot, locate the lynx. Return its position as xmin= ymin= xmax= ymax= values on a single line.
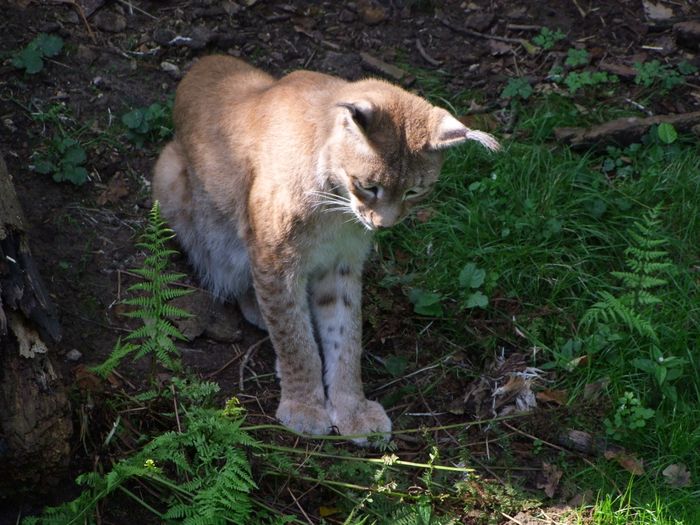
xmin=153 ymin=55 xmax=499 ymax=444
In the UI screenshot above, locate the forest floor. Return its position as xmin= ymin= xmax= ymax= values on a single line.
xmin=1 ymin=0 xmax=700 ymax=523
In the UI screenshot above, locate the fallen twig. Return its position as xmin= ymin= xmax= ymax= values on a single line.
xmin=239 ymin=336 xmax=270 ymax=391
xmin=415 ymin=38 xmax=442 ymax=66
xmin=437 ymin=13 xmax=536 ymax=53
xmin=555 ymin=110 xmax=700 ymax=150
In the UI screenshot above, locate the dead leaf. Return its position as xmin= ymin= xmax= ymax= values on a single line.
xmin=96 ymin=173 xmax=130 ymax=205
xmin=604 ymin=449 xmax=645 ymax=475
xmin=319 ymin=506 xmax=340 ymax=517
xmin=566 ymin=355 xmax=588 ymax=369
xmin=493 ymin=375 xmax=538 ymax=413
xmin=536 ymin=389 xmax=568 ymax=405
xmin=643 ymin=0 xmax=674 ymax=21
xmin=488 ymin=40 xmax=513 ymax=56
xmin=415 ymin=208 xmax=434 ymax=223
xmin=74 ymin=364 xmax=103 ymax=393
xmin=583 ymin=377 xmax=610 ymax=400
xmin=568 ymin=490 xmax=593 ymax=507
xmin=662 ymin=463 xmax=691 ymax=488
xmin=537 ymin=462 xmax=563 ymax=498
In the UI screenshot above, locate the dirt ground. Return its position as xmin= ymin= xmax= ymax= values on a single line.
xmin=1 ymin=0 xmax=699 ymax=522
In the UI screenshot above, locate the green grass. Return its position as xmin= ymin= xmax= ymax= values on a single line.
xmin=376 ymin=92 xmax=700 ymax=523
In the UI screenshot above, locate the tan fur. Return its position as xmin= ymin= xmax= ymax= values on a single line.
xmin=153 ymin=55 xmax=499 ymax=444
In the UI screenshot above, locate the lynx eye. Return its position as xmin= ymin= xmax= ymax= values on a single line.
xmin=403 ymin=187 xmax=427 ymax=200
xmin=354 ymin=181 xmax=381 ymax=199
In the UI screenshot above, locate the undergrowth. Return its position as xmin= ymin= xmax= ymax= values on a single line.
xmin=378 ymin=70 xmax=700 ymax=522
xmin=27 ymin=202 xmax=505 ymax=525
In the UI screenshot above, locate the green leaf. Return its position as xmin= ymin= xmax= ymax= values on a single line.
xmin=63 ymin=144 xmax=87 ymax=165
xmin=565 ymin=47 xmax=589 ymax=68
xmin=62 ymin=165 xmax=89 ymax=185
xmin=34 ymin=158 xmax=54 ymax=174
xmin=383 ymin=355 xmax=408 ymax=377
xmin=122 ymin=109 xmax=144 ymax=129
xmin=13 ymin=47 xmax=44 ymax=74
xmin=655 ymin=365 xmax=667 ymax=386
xmin=408 ymin=288 xmax=443 ymax=317
xmin=657 ymin=123 xmax=677 ymax=144
xmin=458 ymin=262 xmax=486 ymax=289
xmin=465 ymin=291 xmax=488 ymax=309
xmin=35 ymin=33 xmax=64 ymax=57
xmin=631 ymin=358 xmax=656 ymax=375
xmin=501 ymin=77 xmax=532 ymax=100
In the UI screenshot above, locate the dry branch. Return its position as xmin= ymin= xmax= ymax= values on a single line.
xmin=554 ymin=110 xmax=700 ymax=150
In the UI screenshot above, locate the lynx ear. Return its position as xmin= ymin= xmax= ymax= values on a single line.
xmin=337 ymin=100 xmax=374 ymax=133
xmin=430 ymin=110 xmax=501 ymax=152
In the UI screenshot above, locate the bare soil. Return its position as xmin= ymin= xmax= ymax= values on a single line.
xmin=1 ymin=0 xmax=699 ymax=522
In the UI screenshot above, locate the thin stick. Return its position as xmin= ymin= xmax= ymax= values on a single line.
xmin=570 ymin=0 xmax=587 ymax=17
xmin=111 ymin=369 xmax=137 ymax=390
xmin=204 ymin=344 xmax=243 ymax=379
xmin=171 ymin=383 xmax=182 ymax=433
xmin=437 ymin=14 xmax=528 ymax=45
xmin=287 ymin=487 xmax=314 ymax=525
xmin=239 ymin=336 xmax=270 ymax=391
xmin=55 ymin=0 xmax=97 ymax=43
xmin=416 ymin=38 xmax=442 ymax=66
xmin=501 ymin=512 xmax=526 ymax=525
xmin=115 ymin=0 xmax=158 ymax=19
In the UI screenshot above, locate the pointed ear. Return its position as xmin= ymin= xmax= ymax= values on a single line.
xmin=337 ymin=100 xmax=375 ymax=133
xmin=429 ymin=109 xmax=501 ymax=152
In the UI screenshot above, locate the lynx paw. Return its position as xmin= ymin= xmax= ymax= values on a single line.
xmin=276 ymin=399 xmax=332 ymax=436
xmin=328 ymin=398 xmax=392 ymax=446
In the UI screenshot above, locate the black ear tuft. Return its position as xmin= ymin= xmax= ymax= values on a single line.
xmin=338 ymin=101 xmax=374 ymax=132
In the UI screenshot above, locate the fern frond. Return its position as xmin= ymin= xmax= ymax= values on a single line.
xmin=91 ymin=338 xmax=138 ymax=378
xmin=610 ymin=271 xmax=668 ymax=289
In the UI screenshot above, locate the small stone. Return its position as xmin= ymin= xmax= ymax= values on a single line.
xmin=171 ymin=290 xmax=243 ymax=343
xmin=222 ymin=1 xmax=243 ymax=15
xmin=465 ymin=12 xmax=495 ymax=32
xmin=94 ymin=11 xmax=127 ymax=33
xmin=187 ymin=26 xmax=215 ymax=49
xmin=153 ymin=28 xmax=176 ymax=46
xmin=359 ymin=0 xmax=388 ymax=25
xmin=3 ymin=118 xmax=17 ymax=133
xmin=39 ymin=22 xmax=61 ymax=33
xmin=64 ymin=11 xmax=80 ymax=25
xmin=76 ymin=44 xmax=97 ymax=65
xmin=321 ymin=51 xmax=361 ymax=76
xmin=674 ymin=21 xmax=700 ymax=51
xmin=160 ymin=61 xmax=181 ymax=79
xmin=66 ymin=349 xmax=82 ymax=362
xmin=258 ymin=32 xmax=271 ymax=43
xmin=338 ymin=9 xmax=356 ymax=22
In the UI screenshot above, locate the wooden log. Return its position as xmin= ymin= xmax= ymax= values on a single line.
xmin=554 ymin=110 xmax=700 ymax=150
xmin=0 ymin=154 xmax=72 ymax=494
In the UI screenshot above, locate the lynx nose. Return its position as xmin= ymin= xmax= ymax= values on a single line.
xmin=370 ymin=207 xmax=401 ymax=228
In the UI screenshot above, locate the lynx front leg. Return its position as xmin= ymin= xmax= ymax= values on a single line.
xmin=310 ymin=263 xmax=391 ymax=445
xmin=253 ymin=269 xmax=331 ymax=436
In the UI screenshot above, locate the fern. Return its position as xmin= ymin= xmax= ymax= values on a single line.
xmin=26 ymin=202 xmax=287 ymax=525
xmin=24 ymin=401 xmax=261 ymax=525
xmin=582 ymin=206 xmax=672 ymax=341
xmin=93 ymin=200 xmax=192 ymax=377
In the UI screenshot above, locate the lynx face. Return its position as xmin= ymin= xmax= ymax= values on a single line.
xmin=321 ymin=87 xmax=499 ymax=230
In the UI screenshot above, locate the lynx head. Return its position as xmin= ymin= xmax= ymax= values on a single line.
xmin=321 ymin=79 xmax=499 ymax=230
